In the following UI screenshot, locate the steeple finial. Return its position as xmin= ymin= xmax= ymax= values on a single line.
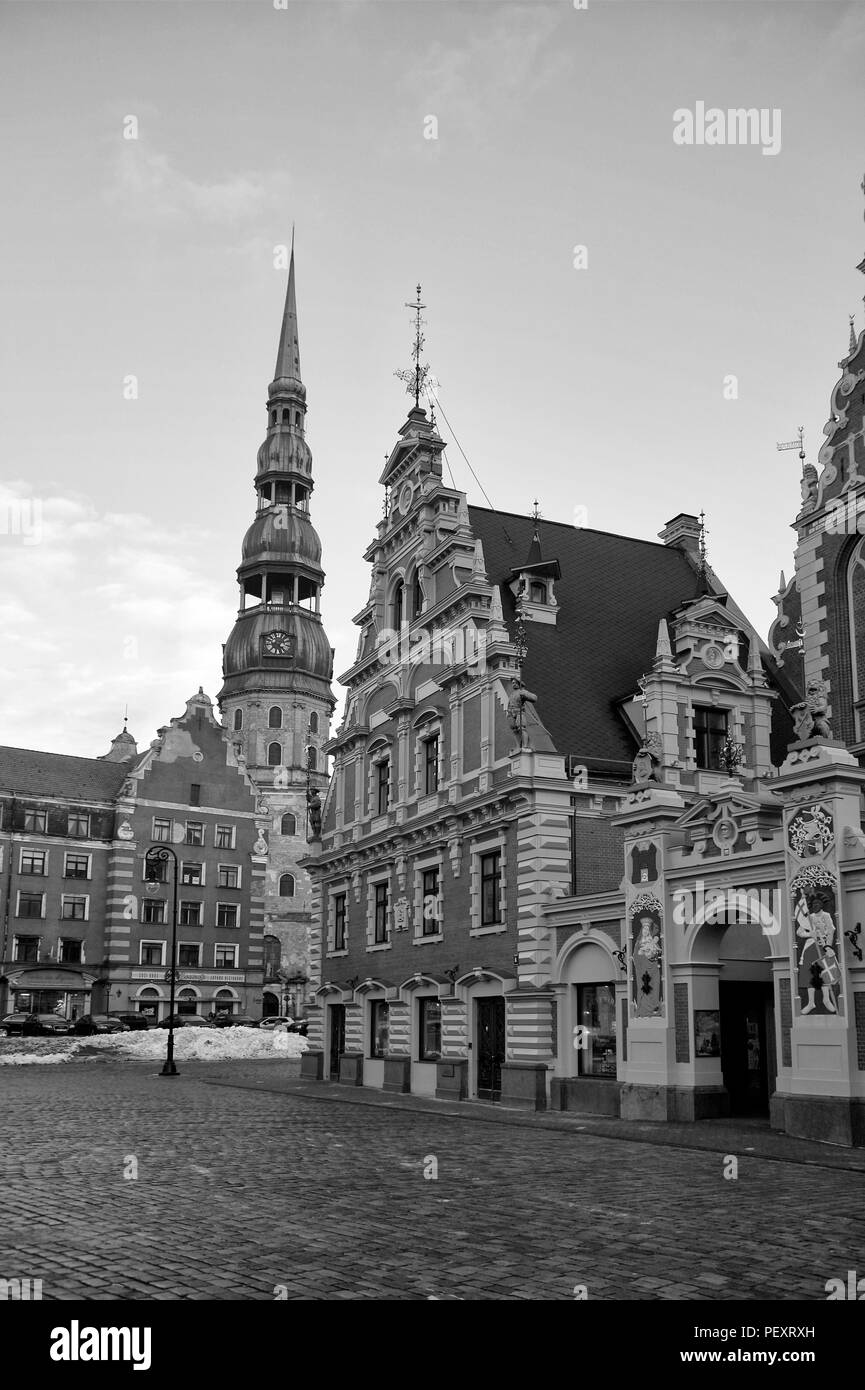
xmin=394 ymin=284 xmax=431 ymax=409
xmin=273 ymin=236 xmax=302 ymax=386
xmin=849 ymin=314 xmax=857 ymax=356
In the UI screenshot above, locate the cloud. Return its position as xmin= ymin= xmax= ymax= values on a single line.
xmin=103 ymin=143 xmax=293 ymax=228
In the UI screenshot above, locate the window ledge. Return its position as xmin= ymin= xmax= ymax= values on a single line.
xmin=326 ymin=949 xmax=348 ymax=959
xmin=367 ymin=941 xmax=391 ymax=953
xmin=413 ymin=933 xmax=443 ymax=946
xmin=470 ymin=923 xmax=508 ymax=937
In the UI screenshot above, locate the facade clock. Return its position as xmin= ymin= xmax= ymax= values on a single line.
xmin=398 ymin=482 xmax=414 ymax=516
xmin=262 ymin=630 xmax=293 ymax=657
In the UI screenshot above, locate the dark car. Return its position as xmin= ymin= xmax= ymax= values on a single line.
xmin=22 ymin=1013 xmax=75 ymax=1036
xmin=0 ymin=1012 xmax=32 ymax=1036
xmin=110 ymin=1012 xmax=150 ymax=1031
xmin=73 ymin=1014 xmax=130 ymax=1036
xmin=157 ymin=1013 xmax=214 ymax=1028
xmin=213 ymin=1014 xmax=259 ymax=1029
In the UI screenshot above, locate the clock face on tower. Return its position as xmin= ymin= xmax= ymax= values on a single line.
xmin=262 ymin=630 xmax=293 ymax=657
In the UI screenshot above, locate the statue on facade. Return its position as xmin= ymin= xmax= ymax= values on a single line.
xmin=790 ymin=677 xmax=833 ymax=743
xmin=307 ymin=787 xmax=323 ymax=838
xmin=632 ymin=732 xmax=663 ymax=786
xmin=507 ymin=677 xmax=538 ymax=750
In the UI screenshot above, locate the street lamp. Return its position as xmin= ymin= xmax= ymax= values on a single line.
xmin=145 ymin=844 xmax=180 ymax=1078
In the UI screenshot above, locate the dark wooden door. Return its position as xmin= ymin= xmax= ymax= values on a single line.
xmin=329 ymin=1005 xmax=345 ymax=1080
xmin=719 ymin=982 xmax=772 ymax=1116
xmin=476 ymin=997 xmax=505 ymax=1102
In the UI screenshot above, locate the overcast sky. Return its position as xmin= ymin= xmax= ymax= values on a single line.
xmin=1 ymin=0 xmax=863 ymax=757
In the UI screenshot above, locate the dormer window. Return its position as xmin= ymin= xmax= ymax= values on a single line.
xmin=693 ymin=706 xmax=728 ymax=770
xmin=529 ymin=580 xmax=547 ymax=605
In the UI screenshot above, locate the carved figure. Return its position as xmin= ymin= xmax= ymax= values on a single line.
xmin=794 ymin=890 xmax=839 ymax=1015
xmin=507 ymin=677 xmax=538 ymax=750
xmin=632 ymin=732 xmax=663 ymax=785
xmin=307 ymin=787 xmax=323 ymax=837
xmin=790 ymin=678 xmax=833 ymax=743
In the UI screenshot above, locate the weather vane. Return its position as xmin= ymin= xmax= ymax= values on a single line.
xmin=394 ymin=284 xmax=431 ymax=409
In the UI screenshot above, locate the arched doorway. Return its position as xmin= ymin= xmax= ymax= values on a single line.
xmin=690 ymin=899 xmax=780 ymax=1117
xmin=262 ymin=991 xmax=280 ymax=1018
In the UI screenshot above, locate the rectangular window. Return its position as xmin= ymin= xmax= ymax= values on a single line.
xmin=421 ymin=866 xmax=440 ymax=936
xmin=693 ymin=705 xmax=729 ymax=771
xmin=142 ymin=899 xmax=165 ymax=925
xmin=17 ymin=892 xmax=43 ymax=919
xmin=216 ymin=903 xmax=238 ymax=929
xmin=217 ymin=864 xmax=239 ymax=889
xmin=418 ymin=998 xmax=442 ymax=1061
xmin=185 ymin=821 xmax=204 ymax=846
xmin=577 ymin=983 xmax=617 ymax=1078
xmin=59 ymin=939 xmax=82 ymax=964
xmin=23 ymin=809 xmax=46 ymax=833
xmin=67 ymin=812 xmax=90 ymax=839
xmin=20 ymin=849 xmax=46 ymax=876
xmin=178 ymin=943 xmax=201 ymax=968
xmin=334 ymin=893 xmax=347 ymax=951
xmin=215 ymin=824 xmax=235 ymax=850
xmin=61 ymin=895 xmax=87 ymax=921
xmin=15 ymin=935 xmax=40 ymax=962
xmin=424 ymin=735 xmax=439 ymax=795
xmin=179 ymin=901 xmax=202 ymax=927
xmin=144 ymin=856 xmax=168 ymax=883
xmin=181 ymin=861 xmax=203 ymax=886
xmin=189 ymin=783 xmax=201 ymax=806
xmin=480 ymin=850 xmax=502 ymax=926
xmin=140 ymin=941 xmax=164 ymax=967
xmin=64 ymin=852 xmax=90 ymax=880
xmin=376 ymin=760 xmax=389 ymax=816
xmin=370 ymin=1000 xmax=389 ymax=1058
xmin=215 ymin=944 xmax=238 ymax=968
xmin=152 ymin=818 xmax=172 ymax=843
xmin=374 ymin=882 xmax=389 ymax=944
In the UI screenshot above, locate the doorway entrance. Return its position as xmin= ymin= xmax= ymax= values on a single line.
xmin=719 ymin=981 xmax=775 ymax=1116
xmin=476 ymin=997 xmax=505 ymax=1102
xmin=328 ymin=1004 xmax=345 ymax=1080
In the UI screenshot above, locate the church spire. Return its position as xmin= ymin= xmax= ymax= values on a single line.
xmin=272 ymin=232 xmax=303 ymax=391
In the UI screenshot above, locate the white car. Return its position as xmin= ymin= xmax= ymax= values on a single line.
xmin=259 ymin=1016 xmax=293 ymax=1031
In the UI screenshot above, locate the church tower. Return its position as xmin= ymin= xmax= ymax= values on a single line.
xmin=218 ymin=243 xmax=335 ymax=1009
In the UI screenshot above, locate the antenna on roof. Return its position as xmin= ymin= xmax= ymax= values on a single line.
xmin=776 ymin=426 xmax=806 ymax=473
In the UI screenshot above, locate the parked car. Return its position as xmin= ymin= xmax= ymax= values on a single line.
xmin=0 ymin=1012 xmax=32 ymax=1036
xmin=259 ymin=1015 xmax=293 ymax=1031
xmin=213 ymin=1014 xmax=259 ymax=1028
xmin=22 ymin=1013 xmax=75 ymax=1036
xmin=157 ymin=1013 xmax=214 ymax=1028
xmin=109 ymin=1012 xmax=150 ymax=1030
xmin=73 ymin=1014 xmax=131 ymax=1035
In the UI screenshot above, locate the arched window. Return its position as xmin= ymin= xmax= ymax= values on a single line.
xmin=279 ymin=872 xmax=295 ymax=897
xmin=270 ymin=410 xmax=277 ymax=425
xmin=393 ymin=580 xmax=404 ymax=631
xmin=412 ymin=569 xmax=424 ymax=618
xmin=308 ymin=711 xmax=319 ymax=734
xmin=294 ymin=410 xmax=302 ymax=427
xmin=281 ymin=408 xmax=289 ymax=422
xmin=233 ymin=709 xmax=243 ymax=731
xmin=281 ymin=812 xmax=297 ymax=836
xmin=268 ymin=706 xmax=283 ymax=729
xmin=307 ymin=748 xmax=318 ymax=771
xmin=267 ymin=742 xmax=282 ymax=766
xmin=529 ymin=580 xmax=547 ymax=604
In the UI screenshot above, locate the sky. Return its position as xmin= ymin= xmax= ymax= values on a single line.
xmin=1 ymin=0 xmax=864 ymax=757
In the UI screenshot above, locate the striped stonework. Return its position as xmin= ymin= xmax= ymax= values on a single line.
xmin=440 ymin=995 xmax=467 ymax=1057
xmin=307 ymin=1003 xmax=324 ymax=1051
xmin=344 ymin=1002 xmax=364 ymax=1053
xmin=387 ymin=1001 xmax=410 ymax=1055
xmin=505 ymin=991 xmax=555 ymax=1063
xmin=307 ymin=864 xmax=324 ymax=997
xmin=105 ymin=847 xmax=137 ymax=969
xmin=516 ymin=808 xmax=570 ymax=987
xmin=793 ymin=529 xmax=830 ymax=691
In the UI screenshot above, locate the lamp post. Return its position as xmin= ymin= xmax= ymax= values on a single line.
xmin=145 ymin=844 xmax=180 ymax=1077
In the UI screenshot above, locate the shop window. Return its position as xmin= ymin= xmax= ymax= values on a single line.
xmin=418 ymin=998 xmax=442 ymax=1061
xmin=577 ymin=983 xmax=617 ymax=1078
xmin=370 ymin=1000 xmax=389 ymax=1058
xmin=177 ymin=989 xmax=198 ymax=1016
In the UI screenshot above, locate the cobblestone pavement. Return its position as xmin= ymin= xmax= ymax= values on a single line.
xmin=1 ymin=1059 xmax=862 ymax=1301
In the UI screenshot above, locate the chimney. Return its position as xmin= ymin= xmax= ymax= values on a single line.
xmin=658 ymin=512 xmax=702 ymax=558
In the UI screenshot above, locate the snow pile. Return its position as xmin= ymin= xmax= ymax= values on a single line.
xmin=0 ymin=1026 xmax=308 ymax=1065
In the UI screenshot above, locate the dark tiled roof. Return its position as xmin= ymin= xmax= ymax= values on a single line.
xmin=470 ymin=508 xmax=707 ymax=769
xmin=0 ymin=746 xmax=131 ymax=802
